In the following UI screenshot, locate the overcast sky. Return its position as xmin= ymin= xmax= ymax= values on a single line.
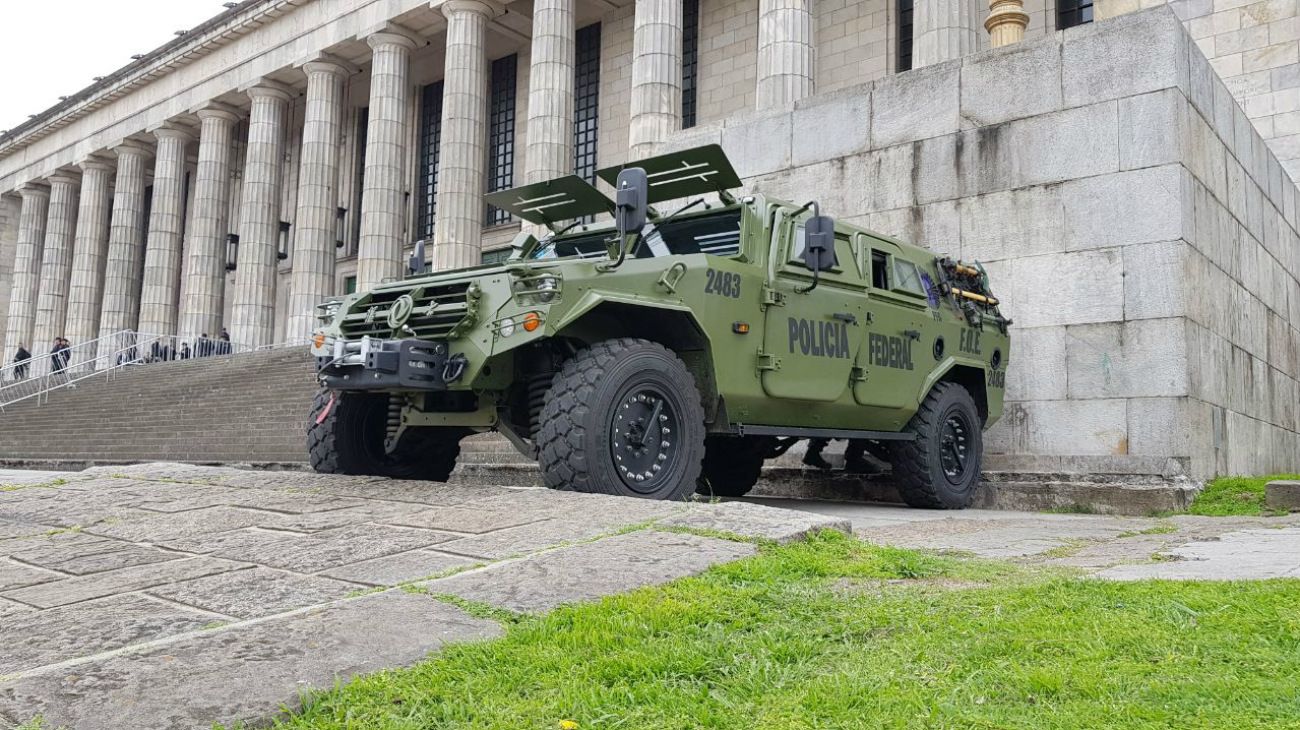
xmin=0 ymin=1 xmax=229 ymax=132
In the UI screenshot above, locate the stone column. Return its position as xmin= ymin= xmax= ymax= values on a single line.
xmin=524 ymin=0 xmax=575 ymax=184
xmin=230 ymin=82 xmax=293 ymax=348
xmin=137 ymin=125 xmax=193 ymax=338
xmin=756 ymin=0 xmax=814 ymax=109
xmin=287 ymin=59 xmax=350 ymax=338
xmin=65 ymin=158 xmax=114 ymax=360
xmin=33 ymin=173 xmax=81 ymax=349
xmin=3 ymin=184 xmax=50 ymax=363
xmin=179 ymin=104 xmax=239 ymax=342
xmin=914 ymin=0 xmax=982 ymax=67
xmin=433 ymin=1 xmax=498 ymax=271
xmin=357 ymin=30 xmax=420 ymax=288
xmin=96 ymin=141 xmax=153 ymax=360
xmin=985 ymin=0 xmax=1030 ymax=48
xmin=630 ymin=0 xmax=683 ymax=158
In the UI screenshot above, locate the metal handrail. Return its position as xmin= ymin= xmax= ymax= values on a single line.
xmin=0 ymin=330 xmax=301 ymax=410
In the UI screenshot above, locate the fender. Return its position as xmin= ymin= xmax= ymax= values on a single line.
xmin=551 ymin=289 xmax=712 ymax=346
xmin=917 ymin=355 xmax=988 ymax=402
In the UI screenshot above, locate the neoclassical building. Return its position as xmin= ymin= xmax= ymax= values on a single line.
xmin=1 ymin=0 xmax=1298 ymax=477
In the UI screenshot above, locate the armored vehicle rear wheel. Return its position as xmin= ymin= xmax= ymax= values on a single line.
xmin=888 ymin=382 xmax=982 ymax=509
xmin=308 ymin=390 xmax=465 ymax=481
xmin=696 ymin=436 xmax=770 ymax=498
xmin=538 ymin=338 xmax=706 ymax=500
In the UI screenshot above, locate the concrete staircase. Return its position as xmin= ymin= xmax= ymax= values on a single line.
xmin=0 ymin=348 xmax=320 ymax=465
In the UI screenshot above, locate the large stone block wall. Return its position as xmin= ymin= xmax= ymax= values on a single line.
xmin=650 ymin=8 xmax=1299 ymax=479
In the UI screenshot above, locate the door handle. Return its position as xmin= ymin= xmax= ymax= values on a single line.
xmin=832 ymin=312 xmax=858 ymax=326
xmin=902 ymin=329 xmax=921 ymax=340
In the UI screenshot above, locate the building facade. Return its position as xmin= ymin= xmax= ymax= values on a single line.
xmin=0 ymin=0 xmax=1297 ymax=478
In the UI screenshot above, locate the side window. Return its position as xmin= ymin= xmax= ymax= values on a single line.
xmin=792 ymin=225 xmax=848 ymax=272
xmin=871 ymin=249 xmax=890 ymax=289
xmin=892 ymin=258 xmax=925 ymax=295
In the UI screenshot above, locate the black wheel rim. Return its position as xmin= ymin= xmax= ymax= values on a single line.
xmin=939 ymin=408 xmax=973 ymax=485
xmin=609 ymin=383 xmax=681 ymax=494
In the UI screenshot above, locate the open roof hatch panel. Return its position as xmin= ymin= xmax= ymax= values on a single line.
xmin=596 ymin=144 xmax=743 ymax=205
xmin=483 ymin=175 xmax=615 ymax=225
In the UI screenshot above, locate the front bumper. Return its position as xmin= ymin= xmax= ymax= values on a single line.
xmin=316 ymin=337 xmax=467 ymax=391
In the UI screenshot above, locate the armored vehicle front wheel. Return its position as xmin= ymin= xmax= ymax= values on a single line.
xmin=888 ymin=382 xmax=983 ymax=509
xmin=538 ymin=338 xmax=706 ymax=500
xmin=696 ymin=436 xmax=770 ymax=498
xmin=307 ymin=390 xmax=465 ymax=481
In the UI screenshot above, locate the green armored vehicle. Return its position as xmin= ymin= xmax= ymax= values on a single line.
xmin=308 ymin=146 xmax=1011 ymax=509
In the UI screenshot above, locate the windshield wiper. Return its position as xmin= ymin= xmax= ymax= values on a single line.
xmin=531 ymin=220 xmax=587 ymax=259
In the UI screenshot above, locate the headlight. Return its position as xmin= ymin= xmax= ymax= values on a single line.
xmin=536 ymin=276 xmax=559 ymax=302
xmin=499 ymin=317 xmax=517 ymax=338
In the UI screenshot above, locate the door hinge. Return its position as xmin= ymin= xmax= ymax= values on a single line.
xmin=850 ymin=366 xmax=868 ymax=383
xmin=757 ymin=352 xmax=781 ymax=372
xmin=762 ymin=287 xmax=786 ymax=307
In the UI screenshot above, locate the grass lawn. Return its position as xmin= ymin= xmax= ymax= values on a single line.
xmin=1188 ymin=474 xmax=1300 ymax=516
xmin=267 ymin=531 xmax=1300 ymax=730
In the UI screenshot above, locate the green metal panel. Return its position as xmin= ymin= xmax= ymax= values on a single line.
xmin=483 ymin=176 xmax=614 ymax=225
xmin=596 ymin=144 xmax=742 ymax=205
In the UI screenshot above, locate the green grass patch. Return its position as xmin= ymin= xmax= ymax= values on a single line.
xmin=1189 ymin=474 xmax=1300 ymax=516
xmin=263 ymin=531 xmax=1300 ymax=729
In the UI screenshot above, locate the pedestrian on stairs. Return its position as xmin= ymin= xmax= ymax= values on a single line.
xmin=197 ymin=334 xmax=212 ymax=357
xmin=11 ymin=344 xmax=30 ymax=381
xmin=179 ymin=342 xmax=191 ymax=360
xmin=217 ymin=329 xmax=232 ymax=355
xmin=51 ymin=337 xmax=71 ymax=381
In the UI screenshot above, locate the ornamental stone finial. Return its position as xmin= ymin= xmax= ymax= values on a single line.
xmin=985 ymin=0 xmax=1029 ymax=48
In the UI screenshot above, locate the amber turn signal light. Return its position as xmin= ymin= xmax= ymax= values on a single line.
xmin=732 ymin=322 xmax=750 ymax=334
xmin=522 ymin=312 xmax=542 ymax=332
xmin=312 ymin=332 xmax=327 ymax=348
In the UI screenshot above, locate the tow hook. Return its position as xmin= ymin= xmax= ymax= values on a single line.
xmin=442 ymin=354 xmax=469 ymax=383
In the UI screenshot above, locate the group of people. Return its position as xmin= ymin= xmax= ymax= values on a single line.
xmin=6 ymin=337 xmax=72 ymax=383
xmin=802 ymin=438 xmax=884 ymax=475
xmin=8 ymin=328 xmax=236 ymax=382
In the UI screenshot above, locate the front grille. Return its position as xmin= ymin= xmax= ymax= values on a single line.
xmin=339 ymin=281 xmax=473 ymax=339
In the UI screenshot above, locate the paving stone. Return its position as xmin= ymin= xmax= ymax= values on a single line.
xmin=134 ymin=485 xmax=363 ymax=515
xmin=1100 ymin=528 xmax=1300 ymax=581
xmin=438 ymin=516 xmax=637 ymax=560
xmin=3 ymin=557 xmax=249 ymax=609
xmin=855 ymin=515 xmax=1139 ymax=558
xmin=0 ymin=591 xmax=503 ymax=730
xmin=160 ymin=524 xmax=457 ymax=573
xmin=0 ymin=594 xmax=215 ymax=675
xmin=5 ymin=533 xmax=181 ymax=575
xmin=0 ymin=492 xmax=155 ymax=529
xmin=385 ymin=504 xmax=548 ymax=534
xmin=0 ymin=596 xmax=33 ymax=618
xmin=268 ymin=501 xmax=435 ymax=532
xmin=320 ymin=549 xmax=480 ymax=586
xmin=423 ymin=530 xmax=756 ymax=613
xmin=0 ymin=519 xmax=55 ymax=540
xmin=0 ymin=559 xmax=62 ymax=591
xmin=299 ymin=479 xmax=514 ymax=506
xmin=148 ymin=567 xmax=360 ymax=619
xmin=656 ymin=501 xmax=852 ymax=544
xmin=82 ymin=506 xmax=287 ymax=542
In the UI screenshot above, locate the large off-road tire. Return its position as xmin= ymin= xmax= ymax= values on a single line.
xmin=307 ymin=390 xmax=465 ymax=481
xmin=537 ymin=338 xmax=706 ymax=501
xmin=888 ymin=382 xmax=983 ymax=509
xmin=696 ymin=435 xmax=770 ymax=498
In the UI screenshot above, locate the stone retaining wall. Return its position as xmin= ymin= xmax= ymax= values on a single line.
xmin=651 ymin=8 xmax=1300 ymax=479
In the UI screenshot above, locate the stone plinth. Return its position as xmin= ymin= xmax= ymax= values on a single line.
xmin=652 ymin=8 xmax=1300 ymax=480
xmin=1265 ymin=481 xmax=1300 ymax=512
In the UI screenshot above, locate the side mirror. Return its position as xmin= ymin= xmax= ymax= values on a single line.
xmin=803 ymin=214 xmax=837 ymax=272
xmin=614 ymin=167 xmax=648 ymax=238
xmin=409 ymin=239 xmax=427 ymax=276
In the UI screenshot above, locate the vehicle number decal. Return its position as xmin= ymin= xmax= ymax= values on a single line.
xmin=705 ymin=269 xmax=741 ymax=299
